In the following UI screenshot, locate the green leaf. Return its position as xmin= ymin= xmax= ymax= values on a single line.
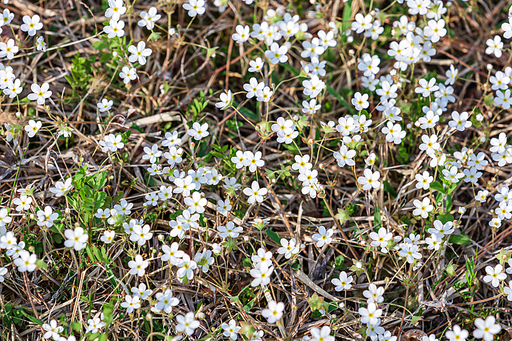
xmin=446 ymin=194 xmax=452 ymax=213
xmin=206 ymin=47 xmax=218 ymax=57
xmin=335 ymin=208 xmax=350 ymax=225
xmin=326 ymin=85 xmax=355 ymax=114
xmin=383 ymin=181 xmax=397 ymax=198
xmin=373 ymin=204 xmax=381 ymax=231
xmin=429 ymin=181 xmax=445 ymax=193
xmin=342 ymin=0 xmax=352 ymax=32
xmin=148 ymin=31 xmax=161 ymax=41
xmin=265 ymin=229 xmax=281 ymax=244
xmin=449 ymin=234 xmax=472 ymax=245
xmin=18 ymin=309 xmax=43 ymax=326
xmin=92 ymin=41 xmax=109 ymax=51
xmin=437 ymin=214 xmax=454 ymax=224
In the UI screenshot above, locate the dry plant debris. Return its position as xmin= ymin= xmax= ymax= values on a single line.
xmin=0 ymin=0 xmax=512 ymax=340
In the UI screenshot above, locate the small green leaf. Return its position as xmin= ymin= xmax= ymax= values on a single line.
xmin=449 ymin=234 xmax=472 ymax=245
xmin=430 ymin=181 xmax=445 ymax=193
xmin=383 ymin=181 xmax=397 ymax=198
xmin=265 ymin=229 xmax=281 ymax=244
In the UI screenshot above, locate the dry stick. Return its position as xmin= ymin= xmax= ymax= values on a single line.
xmin=224 ymin=1 xmax=241 ymax=89
xmin=437 ymin=49 xmax=488 ymax=78
xmin=23 ymin=273 xmax=45 ymax=334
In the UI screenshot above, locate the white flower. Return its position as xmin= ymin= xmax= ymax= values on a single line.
xmin=494 ymin=89 xmax=511 ymax=109
xmin=188 ymin=122 xmax=209 ymax=140
xmin=194 ymin=249 xmax=214 ymax=272
xmin=256 ymin=86 xmax=273 ymax=102
xmin=43 ymin=320 xmax=63 ymax=340
xmin=222 ymin=320 xmax=241 ymax=341
xmin=49 ymin=178 xmax=73 ymax=197
xmin=232 ymin=25 xmax=250 ymax=43
xmin=105 ymin=20 xmax=125 ymax=38
xmin=128 ymin=254 xmax=149 ymax=277
xmin=363 ymin=283 xmax=385 ymax=304
xmin=265 ymin=43 xmax=288 ymax=64
xmin=28 ymin=83 xmax=52 ymax=105
xmin=331 ymin=271 xmax=353 ymax=291
xmin=425 ymin=233 xmax=441 ymax=250
xmin=0 ymin=9 xmax=14 ymax=26
xmin=138 ymin=7 xmax=161 ymax=29
xmin=162 ymin=131 xmax=181 ymax=147
xmin=415 ymin=78 xmax=439 ymax=97
xmin=176 ymin=254 xmax=197 ymax=281
xmin=485 ymin=35 xmax=503 ymax=58
xmin=412 ymin=198 xmax=433 ymax=218
xmin=262 ymin=301 xmax=284 ymax=323
xmin=119 ymin=66 xmax=137 ymax=84
xmin=64 ymin=227 xmax=88 ymax=251
xmin=97 ymin=98 xmax=113 ymax=112
xmin=357 ymin=53 xmax=380 ymax=76
xmin=473 ymin=316 xmax=501 ymax=341
xmin=121 ymin=295 xmax=141 ymax=313
xmin=302 ymin=99 xmax=321 ymax=115
xmin=399 ymin=243 xmax=422 ymax=263
xmin=128 ymin=41 xmax=152 ymax=65
xmin=161 ymin=242 xmax=185 ymax=265
xmin=276 ymin=238 xmax=299 ymax=259
xmin=504 ymin=281 xmax=512 ymax=301
xmin=151 ymin=289 xmax=179 ymax=313
xmin=132 ymin=283 xmax=153 ymax=300
xmin=0 ymin=208 xmax=12 ymax=228
xmin=352 ymin=13 xmax=373 ymax=33
xmin=381 ymin=122 xmax=406 ymax=144
xmin=176 ymin=312 xmax=200 ymax=335
xmin=448 ymin=111 xmax=472 ymax=131
xmin=114 ymin=199 xmax=133 ymax=215
xmin=24 ymin=120 xmax=42 ymax=138
xmin=415 ymin=171 xmax=433 ymax=190
xmin=301 ymin=38 xmax=325 ymax=60
xmin=100 ymin=134 xmax=125 ymax=153
xmin=20 ymin=15 xmax=43 ymax=36
xmin=303 ymin=75 xmax=325 ymax=98
xmin=218 ymin=221 xmax=243 ymax=238
xmin=184 ymin=192 xmax=207 ymax=214
xmin=243 ymin=181 xmax=268 ymax=203
xmin=446 ymin=325 xmax=468 ymax=341
xmin=248 ymin=58 xmax=264 ymax=72
xmin=442 ymin=166 xmax=464 ymax=183
xmin=13 ymin=195 xmax=32 ymax=211
xmin=424 ymin=19 xmax=446 ymax=43
xmin=100 ymin=230 xmax=115 ymax=244
xmin=252 ymin=248 xmax=273 ymax=269
xmin=312 ymin=226 xmax=334 ymax=247
xmin=359 ymin=302 xmax=382 ymax=325
xmin=130 ymin=224 xmax=153 ymax=245
xmin=183 ymin=0 xmax=206 ymax=17
xmin=358 ymin=169 xmax=381 ymax=190
xmin=351 ymin=92 xmax=369 ymax=110
xmin=250 ymin=263 xmax=274 ymax=286
xmin=0 ymin=39 xmax=18 ymax=60
xmin=4 ymin=78 xmax=23 ymax=98
xmin=483 ymin=264 xmax=506 ymax=287
xmin=106 ymin=0 xmax=126 ymax=21
xmin=13 ymin=250 xmax=37 ymax=272
xmin=370 ymin=227 xmax=392 ymax=252
xmin=37 ymin=206 xmax=59 ymax=228
xmin=216 ymin=90 xmax=232 ymax=110
xmin=142 ymin=144 xmax=162 ymax=164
